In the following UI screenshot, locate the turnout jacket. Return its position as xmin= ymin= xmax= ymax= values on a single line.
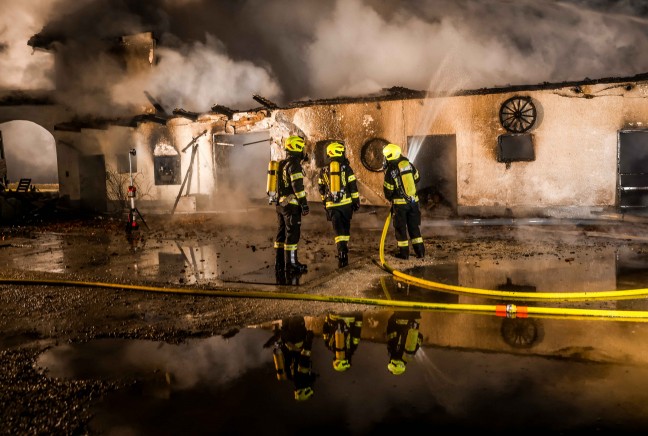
xmin=278 ymin=154 xmax=308 ymax=208
xmin=322 ymin=312 xmax=363 ymax=362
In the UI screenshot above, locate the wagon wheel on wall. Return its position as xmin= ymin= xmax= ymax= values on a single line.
xmin=360 ymin=138 xmax=389 ymax=172
xmin=499 ymin=96 xmax=537 ymax=133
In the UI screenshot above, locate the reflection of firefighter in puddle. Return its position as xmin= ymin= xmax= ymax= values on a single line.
xmin=317 ymin=142 xmax=360 ymax=268
xmin=386 ymin=311 xmax=423 ymax=375
xmin=265 ymin=316 xmax=317 ymax=401
xmin=322 ymin=312 xmax=363 ymax=372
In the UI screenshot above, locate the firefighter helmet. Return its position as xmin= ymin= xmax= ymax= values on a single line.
xmin=294 ymin=387 xmax=314 ymax=401
xmin=333 ymin=358 xmax=351 ymax=372
xmin=285 ymin=136 xmax=305 ymax=153
xmin=382 ymin=143 xmax=401 ymax=161
xmin=387 ymin=359 xmax=406 ymax=375
xmin=326 ymin=142 xmax=345 ymax=158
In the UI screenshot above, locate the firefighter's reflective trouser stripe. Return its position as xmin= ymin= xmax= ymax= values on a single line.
xmin=275 ymin=203 xmax=302 ymax=250
xmin=392 ymin=202 xmax=423 ymax=249
xmin=330 ymin=203 xmax=353 ymax=254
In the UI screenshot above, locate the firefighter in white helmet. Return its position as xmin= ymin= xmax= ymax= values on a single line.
xmin=274 ymin=136 xmax=310 ymax=276
xmin=386 ymin=311 xmax=423 ymax=376
xmin=382 ymin=143 xmax=425 ymax=260
xmin=317 ymin=141 xmax=360 ymax=268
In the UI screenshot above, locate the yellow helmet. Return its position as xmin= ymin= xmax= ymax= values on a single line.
xmin=285 ymin=136 xmax=305 ymax=153
xmin=326 ymin=142 xmax=345 ymax=158
xmin=333 ymin=359 xmax=351 ymax=372
xmin=294 ymin=387 xmax=314 ymax=401
xmin=382 ymin=143 xmax=401 ymax=161
xmin=387 ymin=359 xmax=406 ymax=375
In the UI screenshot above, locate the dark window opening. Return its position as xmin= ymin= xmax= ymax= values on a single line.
xmin=497 ymin=134 xmax=535 ymax=167
xmin=360 ymin=138 xmax=388 ymax=172
xmin=154 ymin=155 xmax=180 ymax=185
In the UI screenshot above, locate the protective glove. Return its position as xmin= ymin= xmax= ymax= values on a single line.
xmin=301 ymin=203 xmax=310 ymax=216
xmin=352 ymin=201 xmax=360 ymax=212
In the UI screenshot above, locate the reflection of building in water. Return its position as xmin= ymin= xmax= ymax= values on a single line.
xmin=456 ymin=244 xmax=617 ymax=296
xmin=276 ymin=307 xmax=648 ymax=367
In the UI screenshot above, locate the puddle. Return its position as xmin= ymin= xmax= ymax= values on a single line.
xmin=370 ymin=245 xmax=648 ymax=311
xmin=3 ymin=233 xmax=336 ymax=286
xmin=36 ymin=311 xmax=648 ymax=433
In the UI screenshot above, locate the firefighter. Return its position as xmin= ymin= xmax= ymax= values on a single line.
xmin=317 ymin=141 xmax=360 ymax=268
xmin=386 ymin=311 xmax=423 ymax=376
xmin=382 ymin=143 xmax=425 ymax=260
xmin=322 ymin=311 xmax=363 ymax=372
xmin=274 ymin=136 xmax=310 ymax=275
xmin=265 ymin=316 xmax=316 ymax=401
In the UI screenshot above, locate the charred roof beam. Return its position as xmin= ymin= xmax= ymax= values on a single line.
xmin=252 ymin=94 xmax=278 ymax=109
xmin=211 ymin=104 xmax=237 ymax=119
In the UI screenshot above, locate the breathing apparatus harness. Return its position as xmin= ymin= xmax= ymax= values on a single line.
xmin=323 ymin=159 xmax=348 ymax=204
xmin=388 ymin=158 xmax=418 ymax=204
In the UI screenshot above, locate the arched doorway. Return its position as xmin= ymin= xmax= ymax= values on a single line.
xmin=0 ymin=120 xmax=58 ymax=190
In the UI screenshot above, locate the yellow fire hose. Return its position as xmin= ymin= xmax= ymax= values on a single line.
xmin=378 ymin=212 xmax=648 ymax=301
xmin=2 ymin=276 xmax=648 ymax=322
xmin=376 ymin=211 xmax=648 ymax=320
xmin=1 ymin=212 xmax=648 ymax=322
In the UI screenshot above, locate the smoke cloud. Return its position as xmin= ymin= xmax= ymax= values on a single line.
xmin=2 ymin=0 xmax=648 ymax=115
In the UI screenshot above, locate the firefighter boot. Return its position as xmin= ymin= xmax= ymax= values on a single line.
xmin=286 ymin=250 xmax=308 ymax=274
xmin=394 ymin=246 xmax=409 ymax=260
xmin=338 ymin=251 xmax=349 ymax=268
xmin=275 ymin=248 xmax=285 ymax=271
xmin=337 ymin=241 xmax=349 ymax=268
xmin=413 ymin=243 xmax=425 ymax=259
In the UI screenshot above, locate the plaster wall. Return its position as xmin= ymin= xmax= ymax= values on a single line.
xmin=274 ymin=80 xmax=648 ymax=217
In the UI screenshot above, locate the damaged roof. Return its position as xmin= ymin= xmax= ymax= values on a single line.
xmin=281 ymin=72 xmax=648 ymax=109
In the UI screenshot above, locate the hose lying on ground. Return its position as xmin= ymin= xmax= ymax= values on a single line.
xmin=377 ymin=212 xmax=648 ymax=302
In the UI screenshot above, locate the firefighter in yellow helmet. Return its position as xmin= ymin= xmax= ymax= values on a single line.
xmin=322 ymin=311 xmax=363 ymax=372
xmin=386 ymin=311 xmax=423 ymax=375
xmin=382 ymin=143 xmax=425 ymax=260
xmin=317 ymin=141 xmax=360 ymax=268
xmin=264 ymin=316 xmax=316 ymax=401
xmin=274 ymin=136 xmax=310 ymax=276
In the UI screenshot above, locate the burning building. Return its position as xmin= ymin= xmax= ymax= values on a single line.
xmin=2 ymin=30 xmax=648 ymax=220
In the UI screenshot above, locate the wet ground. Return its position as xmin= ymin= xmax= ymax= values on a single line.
xmin=3 ymin=206 xmax=648 ymax=434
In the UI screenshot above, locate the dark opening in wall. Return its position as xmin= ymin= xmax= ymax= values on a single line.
xmin=497 ymin=134 xmax=535 ymax=166
xmin=154 ymin=155 xmax=180 ymax=185
xmin=618 ymin=130 xmax=648 ymax=210
xmin=361 ymin=138 xmax=388 ymax=172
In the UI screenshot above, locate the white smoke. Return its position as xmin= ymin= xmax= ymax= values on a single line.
xmin=0 ymin=0 xmax=60 ymax=90
xmin=112 ymin=35 xmax=282 ymax=113
xmin=2 ymin=0 xmax=648 ymax=112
